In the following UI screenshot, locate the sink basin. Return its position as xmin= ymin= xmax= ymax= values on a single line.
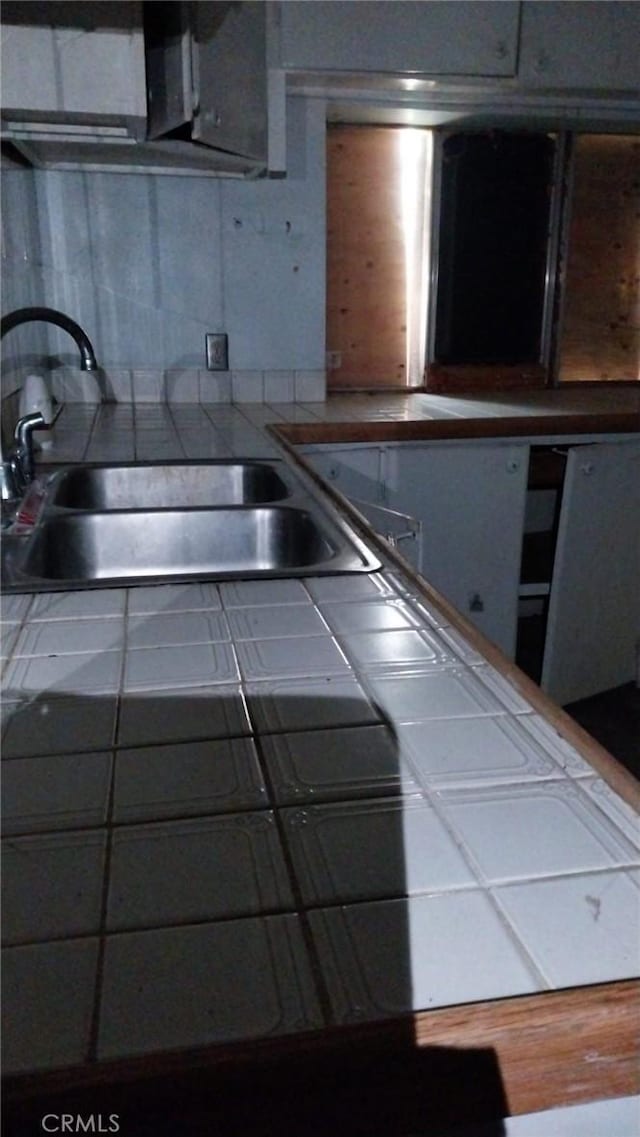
xmin=12 ymin=507 xmax=374 ymax=586
xmin=2 ymin=458 xmax=381 ymax=591
xmin=47 ymin=462 xmax=289 ymax=509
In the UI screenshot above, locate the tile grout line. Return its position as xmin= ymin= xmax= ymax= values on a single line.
xmin=86 ymin=587 xmax=130 ymax=1064
xmin=7 ymin=862 xmax=637 ymax=952
xmin=248 ymin=723 xmax=335 ymax=1029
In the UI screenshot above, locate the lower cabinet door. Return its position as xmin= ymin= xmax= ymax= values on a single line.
xmin=385 ymin=442 xmax=529 ymax=658
xmin=541 ymin=441 xmax=640 ymax=705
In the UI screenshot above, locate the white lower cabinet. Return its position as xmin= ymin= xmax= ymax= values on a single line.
xmin=383 ymin=442 xmax=529 ymax=657
xmin=304 ymin=436 xmax=640 ymax=706
xmin=305 ymin=441 xmax=530 ymax=657
xmin=541 ymin=440 xmax=640 ymax=705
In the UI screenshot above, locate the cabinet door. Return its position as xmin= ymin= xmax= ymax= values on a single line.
xmin=192 ymin=1 xmax=281 ymax=168
xmin=541 ymin=442 xmax=640 ymax=706
xmin=1 ymin=3 xmax=146 ymax=122
xmin=384 ymin=443 xmax=529 ymax=657
xmin=278 ymin=1 xmax=518 ymax=77
xmin=519 ymin=1 xmax=640 ymax=90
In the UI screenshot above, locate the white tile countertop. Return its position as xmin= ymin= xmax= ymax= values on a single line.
xmin=1 ymin=399 xmax=639 ymax=1118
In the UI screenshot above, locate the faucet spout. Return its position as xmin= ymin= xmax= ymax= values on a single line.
xmin=1 ymin=307 xmax=98 ymax=371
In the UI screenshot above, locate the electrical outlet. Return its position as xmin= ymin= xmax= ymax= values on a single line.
xmin=206 ymin=333 xmax=229 ymax=371
xmin=326 ymin=351 xmax=342 ymax=371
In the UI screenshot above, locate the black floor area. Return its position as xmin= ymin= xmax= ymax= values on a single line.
xmin=564 ymin=682 xmax=640 ymax=781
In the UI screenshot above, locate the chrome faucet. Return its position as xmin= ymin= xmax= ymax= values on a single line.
xmin=1 ymin=307 xmax=98 ymax=508
xmin=1 ymin=307 xmax=98 ymax=372
xmin=1 ymin=412 xmax=45 ymax=506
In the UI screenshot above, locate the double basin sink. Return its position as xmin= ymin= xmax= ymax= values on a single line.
xmin=1 ymin=460 xmax=380 ymax=592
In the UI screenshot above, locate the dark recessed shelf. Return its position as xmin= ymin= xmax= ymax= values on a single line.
xmin=520 ymin=530 xmax=556 ymax=586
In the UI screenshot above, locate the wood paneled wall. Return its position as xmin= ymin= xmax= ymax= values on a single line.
xmin=559 ymin=135 xmax=640 ymax=381
xmin=326 ymin=125 xmax=409 ymax=389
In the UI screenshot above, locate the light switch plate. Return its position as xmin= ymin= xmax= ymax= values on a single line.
xmin=206 ymin=333 xmax=229 ymax=371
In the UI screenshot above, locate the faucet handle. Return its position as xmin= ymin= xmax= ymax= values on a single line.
xmin=14 ymin=411 xmax=45 ymax=442
xmin=14 ymin=412 xmax=46 ymax=485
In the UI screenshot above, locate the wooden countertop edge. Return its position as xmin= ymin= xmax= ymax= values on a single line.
xmin=5 ymin=981 xmax=639 ymax=1123
xmin=274 ymin=412 xmax=640 ymax=446
xmin=277 ymin=435 xmax=640 ymax=811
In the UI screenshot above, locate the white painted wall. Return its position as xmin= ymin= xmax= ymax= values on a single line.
xmin=1 ymin=97 xmax=326 ymax=387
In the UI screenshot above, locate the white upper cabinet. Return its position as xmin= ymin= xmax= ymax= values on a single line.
xmin=1 ymin=2 xmax=147 ymax=132
xmin=518 ymin=1 xmax=640 ymax=91
xmin=147 ymin=1 xmax=285 ymax=172
xmin=0 ymin=1 xmax=285 ymax=176
xmin=277 ymin=1 xmax=519 ymax=77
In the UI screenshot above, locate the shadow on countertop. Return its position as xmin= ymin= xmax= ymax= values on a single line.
xmin=2 ymin=685 xmax=514 ymax=1137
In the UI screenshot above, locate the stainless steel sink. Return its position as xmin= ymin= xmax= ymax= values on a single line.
xmin=47 ymin=461 xmax=289 ymax=509
xmin=17 ymin=508 xmax=342 ymax=583
xmin=2 ymin=459 xmax=381 ymax=590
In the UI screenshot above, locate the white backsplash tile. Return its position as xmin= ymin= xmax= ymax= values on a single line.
xmin=199 ymin=371 xmax=232 ymax=404
xmin=131 ymin=369 xmax=166 ymax=403
xmin=232 ymin=371 xmax=264 ymax=403
xmin=294 ymin=371 xmax=326 ymax=402
xmin=165 ymin=369 xmax=199 ymax=403
xmin=61 ymin=367 xmax=102 ymax=404
xmin=101 ymin=369 xmax=133 ymax=403
xmin=264 ymin=371 xmax=295 ymax=403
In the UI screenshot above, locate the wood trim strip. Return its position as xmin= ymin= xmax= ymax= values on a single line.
xmin=410 ymin=979 xmax=640 ymax=1116
xmin=5 ymin=982 xmax=639 ymax=1122
xmin=426 ymin=362 xmax=548 ymax=392
xmin=274 ymin=412 xmax=639 ymax=446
